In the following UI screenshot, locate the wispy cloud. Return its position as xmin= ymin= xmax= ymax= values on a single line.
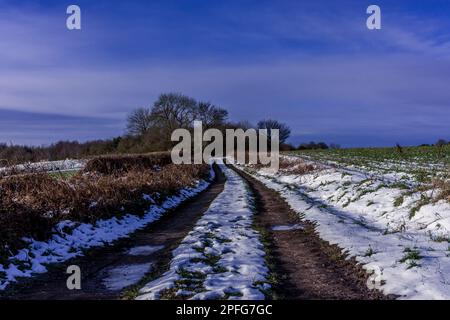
xmin=0 ymin=0 xmax=449 ymax=146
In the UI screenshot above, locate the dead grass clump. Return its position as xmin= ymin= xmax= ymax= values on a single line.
xmin=250 ymin=157 xmax=316 ymax=175
xmin=0 ymin=204 xmax=55 ymax=261
xmin=278 ymin=158 xmax=316 ymax=175
xmin=83 ymin=152 xmax=172 ymax=175
xmin=432 ymin=178 xmax=450 ymax=203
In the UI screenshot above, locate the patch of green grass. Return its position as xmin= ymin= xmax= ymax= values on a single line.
xmin=213 ymin=265 xmax=228 ymax=273
xmin=193 ymin=246 xmax=205 ymax=253
xmin=389 ymin=182 xmax=410 ymax=190
xmin=48 ymin=170 xmax=79 ymax=180
xmin=364 ymin=247 xmax=375 ymax=257
xmin=336 ymin=191 xmax=349 ymax=202
xmin=205 ymin=253 xmax=221 ymax=265
xmin=409 ymin=206 xmax=420 ymax=219
xmin=342 ymin=199 xmax=351 ymax=208
xmin=429 ymin=233 xmax=450 ymax=243
xmin=341 ymin=172 xmax=351 ymax=178
xmin=355 ymin=179 xmax=373 ymax=188
xmin=352 ymin=187 xmax=377 ymax=202
xmin=393 ymin=195 xmax=404 ymax=207
xmin=406 ymin=260 xmax=420 ymax=269
xmin=223 ymin=290 xmax=244 ymax=299
xmin=177 ymin=268 xmax=206 ymax=280
xmin=409 ymin=194 xmax=431 ymax=219
xmin=399 ymin=248 xmax=422 ymax=269
xmin=251 ymin=223 xmax=281 ymax=299
xmin=171 ymin=268 xmax=207 ymax=296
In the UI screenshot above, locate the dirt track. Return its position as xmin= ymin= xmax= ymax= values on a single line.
xmin=2 ymin=164 xmax=389 ymax=300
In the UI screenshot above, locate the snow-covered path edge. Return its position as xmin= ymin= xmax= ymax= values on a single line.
xmin=0 ymin=159 xmax=85 ymax=175
xmin=240 ymin=167 xmax=450 ymax=300
xmin=0 ymin=167 xmax=215 ymax=291
xmin=137 ymin=163 xmax=269 ymax=300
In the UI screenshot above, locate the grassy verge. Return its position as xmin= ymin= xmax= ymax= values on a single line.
xmin=0 ymin=153 xmax=209 ymax=263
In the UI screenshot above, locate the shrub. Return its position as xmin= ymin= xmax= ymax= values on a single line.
xmin=82 ymin=152 xmax=172 ymax=175
xmin=0 ymin=154 xmax=209 ymax=262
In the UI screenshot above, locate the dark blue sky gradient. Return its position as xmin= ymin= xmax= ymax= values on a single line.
xmin=0 ymin=0 xmax=449 ymax=147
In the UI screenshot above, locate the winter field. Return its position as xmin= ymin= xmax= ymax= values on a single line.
xmin=240 ymin=146 xmax=450 ymax=299
xmin=1 ymin=147 xmax=450 ymax=300
xmin=289 ymin=145 xmax=449 ymax=185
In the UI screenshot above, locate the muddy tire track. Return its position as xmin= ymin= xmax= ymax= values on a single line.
xmin=233 ymin=166 xmax=390 ymax=300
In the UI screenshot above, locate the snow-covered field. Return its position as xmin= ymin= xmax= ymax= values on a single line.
xmin=137 ymin=164 xmax=269 ymax=300
xmin=0 ymin=170 xmax=213 ymax=291
xmin=291 ymin=147 xmax=449 ymax=184
xmin=0 ymin=159 xmax=85 ymax=175
xmin=3 ymin=152 xmax=447 ymax=299
xmin=241 ymin=156 xmax=450 ymax=299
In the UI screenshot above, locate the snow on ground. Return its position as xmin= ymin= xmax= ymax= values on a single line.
xmin=137 ymin=163 xmax=269 ymax=300
xmin=0 ymin=169 xmax=214 ymax=291
xmin=243 ymin=162 xmax=450 ymax=299
xmin=0 ymin=159 xmax=85 ymax=174
xmin=294 ymin=152 xmax=449 ymax=186
xmin=104 ymin=263 xmax=153 ymax=291
xmin=126 ymin=245 xmax=165 ymax=256
xmin=271 ymin=224 xmax=303 ymax=231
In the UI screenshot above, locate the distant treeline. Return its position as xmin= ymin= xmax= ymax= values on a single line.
xmin=0 ymin=138 xmax=333 ymax=165
xmin=1 ymin=92 xmax=448 ymax=165
xmin=0 ymin=139 xmax=121 ymax=165
xmin=0 ymin=93 xmax=292 ymax=165
xmin=297 ymin=142 xmax=340 ymax=150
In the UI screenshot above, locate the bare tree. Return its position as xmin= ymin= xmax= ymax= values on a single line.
xmin=126 ymin=108 xmax=153 ymax=136
xmin=233 ymin=120 xmax=254 ymax=130
xmin=196 ymin=101 xmax=228 ymax=128
xmin=150 ymin=93 xmax=198 ymax=132
xmin=127 ymin=93 xmax=230 ymax=149
xmin=257 ymin=119 xmax=291 ymax=144
xmin=436 ymin=139 xmax=447 ymax=158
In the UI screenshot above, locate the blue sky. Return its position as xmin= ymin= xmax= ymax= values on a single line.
xmin=0 ymin=0 xmax=449 ymax=147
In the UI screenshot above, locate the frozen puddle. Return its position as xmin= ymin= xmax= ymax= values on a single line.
xmin=126 ymin=245 xmax=165 ymax=256
xmin=103 ymin=263 xmax=152 ymax=291
xmin=272 ymin=224 xmax=303 ymax=231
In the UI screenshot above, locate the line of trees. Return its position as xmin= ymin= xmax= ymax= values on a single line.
xmin=2 ymin=92 xmax=448 ymax=165
xmin=2 ymin=92 xmax=448 ymax=166
xmin=420 ymin=139 xmax=450 ymax=147
xmin=0 ymin=93 xmax=292 ymax=165
xmin=0 ymin=139 xmax=121 ymax=165
xmin=125 ymin=93 xmax=292 ymax=150
xmin=278 ymin=141 xmax=340 ymax=151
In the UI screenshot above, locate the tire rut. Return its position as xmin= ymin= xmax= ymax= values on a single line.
xmin=233 ymin=166 xmax=389 ymax=300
